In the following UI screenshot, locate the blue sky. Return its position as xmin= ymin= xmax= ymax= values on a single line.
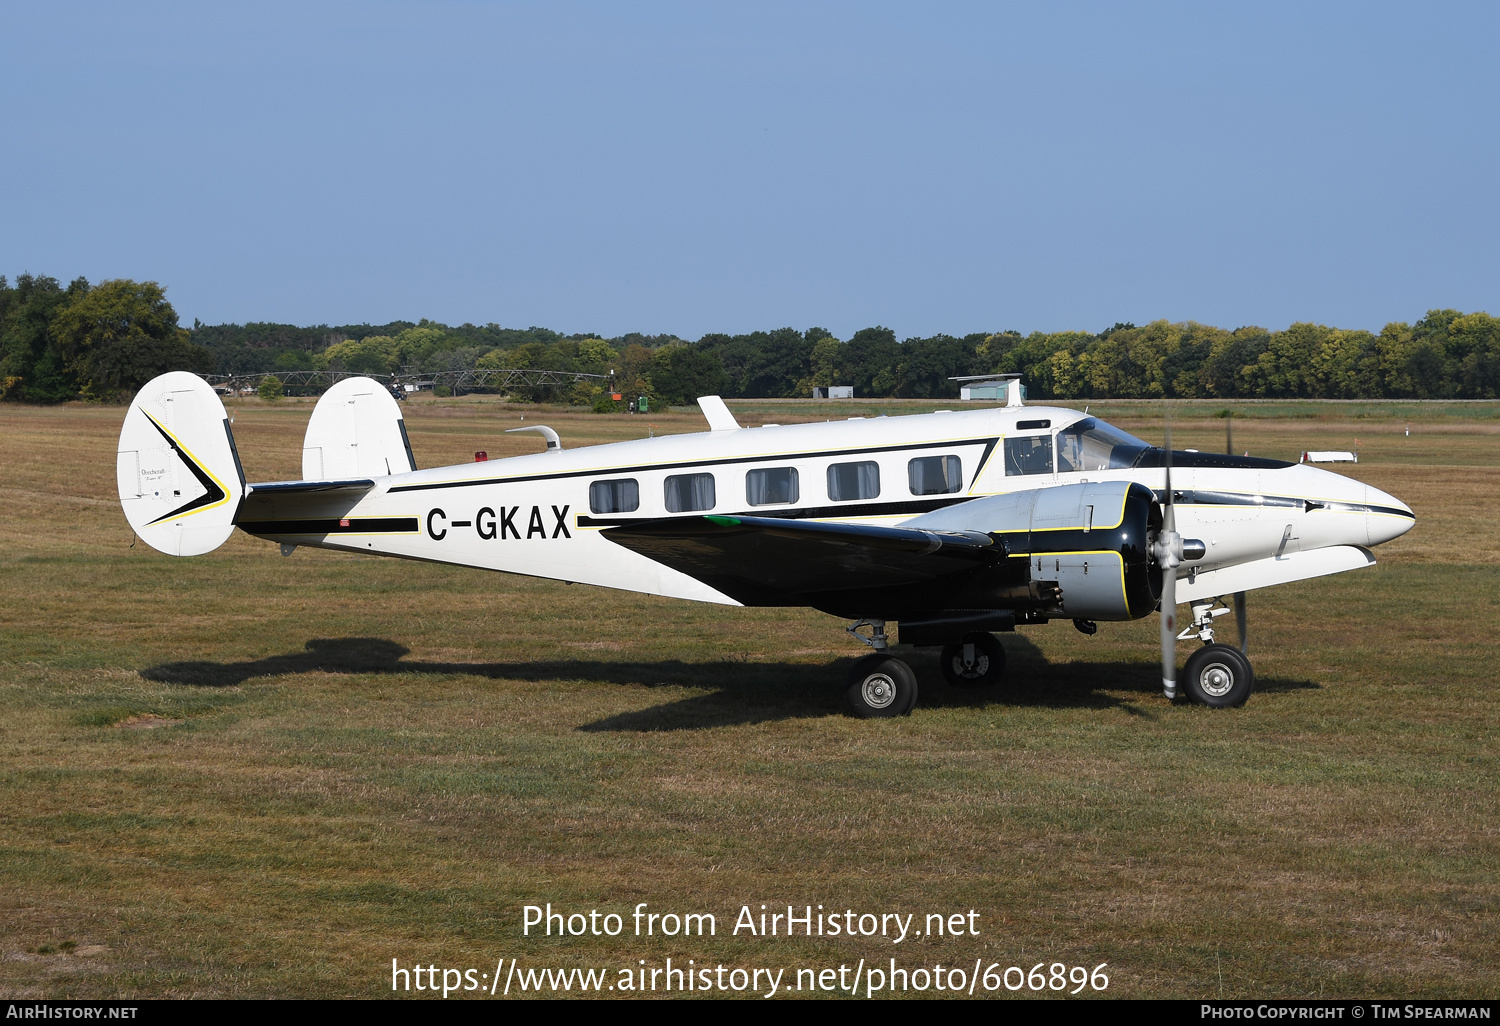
xmin=2 ymin=2 xmax=1496 ymax=338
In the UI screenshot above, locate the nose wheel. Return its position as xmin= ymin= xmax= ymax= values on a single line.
xmin=1181 ymin=644 xmax=1254 ymax=707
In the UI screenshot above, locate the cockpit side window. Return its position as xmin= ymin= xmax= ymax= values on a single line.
xmin=1004 ymin=435 xmax=1053 ymax=476
xmin=1055 ymin=418 xmax=1150 ymax=472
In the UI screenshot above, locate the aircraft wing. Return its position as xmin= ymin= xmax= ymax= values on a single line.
xmin=601 ymin=514 xmax=1003 ymax=605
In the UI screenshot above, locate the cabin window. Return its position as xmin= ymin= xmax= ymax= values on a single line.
xmin=1004 ymin=435 xmax=1053 ymax=476
xmin=588 ymin=478 xmax=639 ymax=514
xmin=827 ymin=461 xmax=880 ymax=501
xmin=664 ymin=473 xmax=716 ymax=513
xmin=908 ymin=455 xmax=963 ymax=495
xmin=746 ymin=467 xmax=799 ymax=506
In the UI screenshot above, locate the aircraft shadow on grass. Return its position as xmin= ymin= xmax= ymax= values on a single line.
xmin=141 ymin=636 xmax=1320 ymax=732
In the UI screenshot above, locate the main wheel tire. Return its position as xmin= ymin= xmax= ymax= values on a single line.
xmin=1182 ymin=643 xmax=1254 ymax=708
xmin=939 ymin=632 xmax=1007 ymax=687
xmin=845 ymin=654 xmax=919 ymax=718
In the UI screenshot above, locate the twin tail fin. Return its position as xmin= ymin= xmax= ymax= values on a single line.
xmin=116 ymin=372 xmax=245 ymax=556
xmin=117 ymin=373 xmax=417 ymax=556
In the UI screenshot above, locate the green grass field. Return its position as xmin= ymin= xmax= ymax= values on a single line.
xmin=1 ymin=396 xmax=1496 ymax=999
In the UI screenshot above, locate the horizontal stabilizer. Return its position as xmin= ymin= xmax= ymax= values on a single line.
xmin=247 ymin=479 xmax=375 ymax=497
xmin=602 ymin=514 xmax=1001 ymax=605
xmin=235 ymin=477 xmax=388 ymax=538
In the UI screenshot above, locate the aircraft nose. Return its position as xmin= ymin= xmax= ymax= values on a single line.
xmin=1365 ymin=484 xmax=1415 ymax=546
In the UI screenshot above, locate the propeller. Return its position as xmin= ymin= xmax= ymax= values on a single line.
xmin=1155 ymin=410 xmax=1181 ymax=699
xmin=1226 ymin=414 xmax=1248 ymax=655
xmin=1234 ymin=591 xmax=1248 ymax=654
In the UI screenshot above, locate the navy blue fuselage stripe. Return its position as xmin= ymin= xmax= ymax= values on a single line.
xmin=1170 ymin=489 xmax=1414 ymax=519
xmin=237 ymin=518 xmax=419 ymax=535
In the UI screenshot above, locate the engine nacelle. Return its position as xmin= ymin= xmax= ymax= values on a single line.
xmin=905 ymin=480 xmax=1162 ymax=621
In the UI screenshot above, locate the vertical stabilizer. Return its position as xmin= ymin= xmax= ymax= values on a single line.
xmin=302 ymin=377 xmax=416 ymax=479
xmin=117 ymin=372 xmax=245 ymax=556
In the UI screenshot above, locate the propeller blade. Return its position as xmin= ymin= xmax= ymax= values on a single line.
xmin=1160 ymin=551 xmax=1177 ymax=698
xmin=1163 ymin=413 xmax=1172 ymax=508
xmin=1226 ymin=412 xmax=1234 ymax=456
xmin=1234 ymin=591 xmax=1248 ymax=655
xmin=1160 ymin=406 xmax=1177 ymax=699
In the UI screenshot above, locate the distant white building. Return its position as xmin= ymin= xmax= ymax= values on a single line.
xmin=812 ymin=385 xmax=854 ymax=399
xmin=950 ymin=373 xmax=1026 ymax=405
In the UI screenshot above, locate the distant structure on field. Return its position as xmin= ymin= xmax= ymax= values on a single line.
xmin=951 ymin=373 xmax=1026 ymax=405
xmin=811 ymin=385 xmax=854 ymax=399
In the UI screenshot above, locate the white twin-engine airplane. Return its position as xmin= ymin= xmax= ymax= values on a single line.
xmin=116 ymin=371 xmax=1414 ymax=717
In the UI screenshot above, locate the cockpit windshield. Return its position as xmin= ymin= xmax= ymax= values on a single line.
xmin=1056 ymin=418 xmax=1150 ymax=472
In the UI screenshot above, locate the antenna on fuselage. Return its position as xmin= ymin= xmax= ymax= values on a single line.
xmin=507 ymin=424 xmax=562 ymax=451
xmin=697 ymin=395 xmax=741 ymax=431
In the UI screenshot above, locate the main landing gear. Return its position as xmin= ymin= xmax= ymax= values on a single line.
xmin=844 ymin=620 xmax=917 ymax=718
xmin=842 ymin=620 xmax=1007 ymax=717
xmin=845 ymin=654 xmax=919 ymax=718
xmin=939 ymin=632 xmax=1006 ymax=688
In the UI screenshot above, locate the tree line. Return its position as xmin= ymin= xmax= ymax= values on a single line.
xmin=4 ymin=272 xmax=1497 ymax=405
xmin=0 ymin=275 xmax=211 ymax=402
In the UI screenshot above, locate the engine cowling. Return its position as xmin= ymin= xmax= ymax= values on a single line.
xmin=904 ymin=480 xmax=1163 ymax=622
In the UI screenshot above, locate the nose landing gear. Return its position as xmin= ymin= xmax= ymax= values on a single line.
xmin=1176 ymin=597 xmax=1255 ymax=707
